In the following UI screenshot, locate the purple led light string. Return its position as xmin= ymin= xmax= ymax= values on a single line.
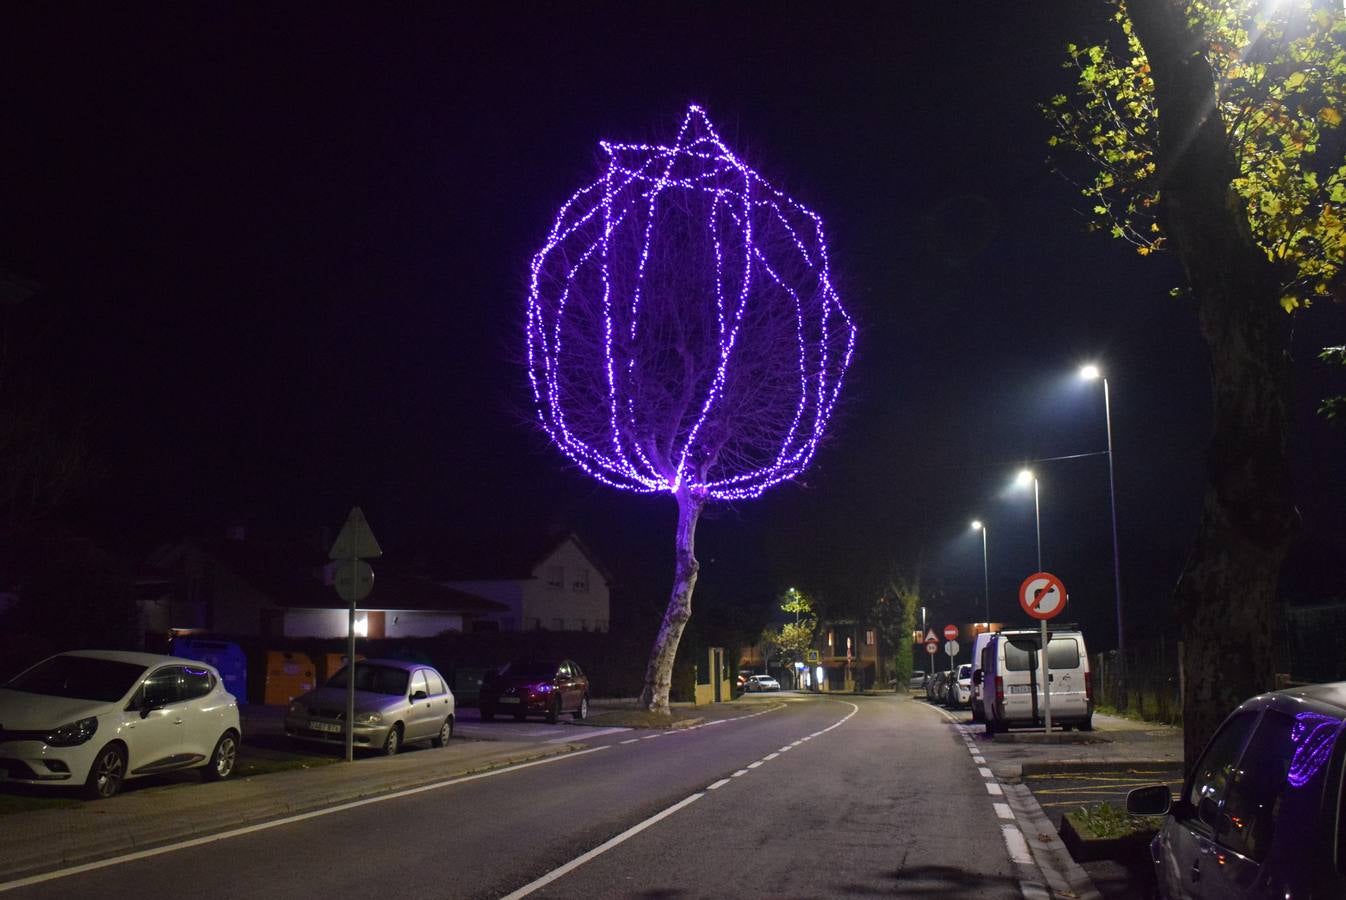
xmin=526 ymin=105 xmax=856 ymax=499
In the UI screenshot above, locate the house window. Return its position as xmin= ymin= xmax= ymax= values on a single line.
xmin=866 ymin=629 xmax=876 ymax=646
xmin=545 ymin=566 xmax=563 ymax=590
xmin=571 ymin=567 xmax=589 ymax=592
xmin=828 ymin=631 xmax=834 ymax=648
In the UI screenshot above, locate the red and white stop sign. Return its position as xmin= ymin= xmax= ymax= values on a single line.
xmin=943 ymin=624 xmax=958 ymax=640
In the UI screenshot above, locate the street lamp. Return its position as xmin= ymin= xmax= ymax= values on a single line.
xmin=1014 ymin=468 xmax=1042 ymax=570
xmin=970 ymin=520 xmax=989 ymax=624
xmin=1081 ymin=363 xmax=1125 ymax=706
xmin=921 ymin=605 xmax=931 ymax=677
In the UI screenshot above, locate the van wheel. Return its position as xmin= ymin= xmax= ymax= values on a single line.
xmin=1079 ymin=716 xmax=1094 ymax=732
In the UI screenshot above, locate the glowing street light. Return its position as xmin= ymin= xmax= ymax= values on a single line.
xmin=1081 ymin=362 xmax=1126 ymax=705
xmin=1014 ymin=469 xmax=1042 ymax=571
xmin=970 ymin=520 xmax=989 ymax=624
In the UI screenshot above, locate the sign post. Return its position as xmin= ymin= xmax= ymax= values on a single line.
xmin=1019 ymin=572 xmax=1067 ymax=733
xmin=330 ymin=506 xmax=382 ymax=762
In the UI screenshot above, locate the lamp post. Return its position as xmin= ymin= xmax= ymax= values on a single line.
xmin=1015 ymin=468 xmax=1042 ymax=570
xmin=921 ymin=605 xmax=931 ymax=677
xmin=971 ymin=520 xmax=989 ymax=624
xmin=1081 ymin=363 xmax=1126 ymax=710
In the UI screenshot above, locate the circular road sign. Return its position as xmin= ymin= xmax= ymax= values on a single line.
xmin=943 ymin=624 xmax=958 ymax=640
xmin=1019 ymin=571 xmax=1067 ymax=621
xmin=925 ymin=640 xmax=938 ymax=655
xmin=334 ymin=559 xmax=375 ymax=603
xmin=944 ymin=639 xmax=960 ymax=657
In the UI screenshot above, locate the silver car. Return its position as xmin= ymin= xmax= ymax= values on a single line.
xmin=284 ymin=659 xmax=455 ymax=756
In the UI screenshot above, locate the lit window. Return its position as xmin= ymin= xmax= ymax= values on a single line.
xmin=866 ymin=630 xmax=876 ymax=646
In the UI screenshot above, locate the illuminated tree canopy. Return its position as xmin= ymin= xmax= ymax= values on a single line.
xmin=526 ymin=105 xmax=856 ymax=502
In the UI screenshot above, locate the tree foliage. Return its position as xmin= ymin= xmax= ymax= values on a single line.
xmin=1046 ymin=0 xmax=1346 ymax=308
xmin=763 ymin=587 xmax=817 ymax=663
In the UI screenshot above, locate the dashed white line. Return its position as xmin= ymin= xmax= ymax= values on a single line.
xmin=978 ymin=767 xmax=992 ymax=778
xmin=985 ymin=782 xmax=1004 ymax=796
xmin=707 ymin=779 xmax=730 ymax=791
xmin=747 ymin=760 xmax=764 ymax=769
xmin=994 ymin=802 xmax=1013 ymax=820
xmin=620 ymin=738 xmax=640 ymax=745
xmin=1001 ymin=824 xmax=1034 ymax=865
xmin=732 ymin=769 xmax=749 ymax=777
xmin=973 ymin=755 xmax=985 ymax=764
xmin=763 ymin=752 xmax=779 ymax=761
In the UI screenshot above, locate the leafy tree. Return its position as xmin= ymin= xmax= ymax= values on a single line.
xmin=762 ymin=587 xmax=817 ymax=678
xmin=871 ymin=586 xmax=919 ymax=691
xmin=1046 ymin=0 xmax=1344 ymax=759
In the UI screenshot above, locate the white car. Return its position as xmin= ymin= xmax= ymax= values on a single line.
xmin=0 ymin=650 xmax=242 ymax=799
xmin=745 ymin=675 xmax=780 ymax=692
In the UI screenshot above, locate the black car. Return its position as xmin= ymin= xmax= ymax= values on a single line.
xmin=478 ymin=659 xmax=589 ymax=724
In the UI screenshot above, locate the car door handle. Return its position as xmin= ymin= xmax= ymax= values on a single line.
xmin=1189 ymin=858 xmax=1200 ymax=883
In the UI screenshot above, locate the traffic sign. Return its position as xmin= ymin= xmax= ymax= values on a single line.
xmin=924 ymin=630 xmax=937 ymax=643
xmin=1019 ymin=572 xmax=1067 ymax=620
xmin=334 ymin=559 xmax=374 ymax=603
xmin=805 ymin=649 xmax=820 ymax=663
xmin=944 ymin=639 xmax=960 ymax=657
xmin=925 ymin=641 xmax=938 ymax=655
xmin=329 ymin=506 xmax=383 ymax=560
xmin=943 ymin=624 xmax=958 ymax=640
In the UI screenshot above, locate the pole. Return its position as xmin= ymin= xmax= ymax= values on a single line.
xmin=980 ymin=526 xmax=990 ymax=625
xmin=345 ymin=559 xmax=356 ymax=763
xmin=1032 ymin=476 xmax=1051 ymax=731
xmin=1103 ymin=376 xmax=1126 ymax=711
xmin=1032 ymin=477 xmax=1042 ymax=572
xmin=922 ymin=606 xmax=931 ymax=677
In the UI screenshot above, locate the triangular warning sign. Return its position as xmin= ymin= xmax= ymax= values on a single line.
xmin=329 ymin=506 xmax=383 ymax=560
xmin=924 ymin=630 xmax=937 ymax=643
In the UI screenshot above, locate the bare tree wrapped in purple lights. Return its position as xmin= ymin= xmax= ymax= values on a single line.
xmin=526 ymin=105 xmax=855 ymax=713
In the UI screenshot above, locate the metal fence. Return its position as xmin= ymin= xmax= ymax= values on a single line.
xmin=1092 ymin=636 xmax=1182 ymax=725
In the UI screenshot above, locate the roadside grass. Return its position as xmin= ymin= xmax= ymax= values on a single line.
xmin=1095 ymin=701 xmax=1183 ymax=728
xmin=1067 ymin=801 xmax=1161 ymax=840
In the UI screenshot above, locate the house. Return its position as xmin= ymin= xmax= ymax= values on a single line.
xmin=814 ymin=619 xmax=883 ymax=692
xmin=145 ymin=532 xmax=507 ymax=640
xmin=429 ymin=531 xmax=612 ymax=633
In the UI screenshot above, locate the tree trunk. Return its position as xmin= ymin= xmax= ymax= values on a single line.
xmin=1128 ymin=0 xmax=1297 ymax=766
xmin=637 ymin=487 xmax=704 ymax=714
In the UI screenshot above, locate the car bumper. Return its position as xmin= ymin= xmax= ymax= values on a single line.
xmin=283 ymin=717 xmax=392 ymax=748
xmin=0 ymin=738 xmax=97 ymax=786
xmin=480 ymin=693 xmax=556 ymax=714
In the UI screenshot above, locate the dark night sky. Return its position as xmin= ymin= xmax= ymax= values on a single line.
xmin=4 ymin=3 xmax=1344 ymax=648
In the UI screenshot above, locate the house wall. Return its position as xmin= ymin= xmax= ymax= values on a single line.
xmin=441 ymin=539 xmax=610 ymax=633
xmin=283 ymin=608 xmax=464 ymax=639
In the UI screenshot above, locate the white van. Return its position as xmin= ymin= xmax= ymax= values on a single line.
xmin=968 ymin=632 xmax=993 ymax=722
xmin=977 ymin=628 xmax=1092 ymax=733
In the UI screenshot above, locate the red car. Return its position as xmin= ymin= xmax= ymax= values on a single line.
xmin=478 ymin=659 xmax=589 ymax=724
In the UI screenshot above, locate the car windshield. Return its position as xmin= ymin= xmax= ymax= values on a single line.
xmin=326 ymin=664 xmax=410 ymax=695
xmin=958 ymin=665 xmax=972 ymax=679
xmin=4 ymin=655 xmax=149 ymax=702
xmin=502 ymin=661 xmax=558 ymax=680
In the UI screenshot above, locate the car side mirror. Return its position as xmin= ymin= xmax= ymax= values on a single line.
xmin=411 ymin=690 xmax=428 ymax=702
xmin=1125 ymin=785 xmax=1172 ymax=817
xmin=972 ymin=671 xmax=984 ymax=686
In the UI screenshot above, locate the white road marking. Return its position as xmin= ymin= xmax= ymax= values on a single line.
xmin=1001 ymin=824 xmax=1034 ymax=864
xmin=748 ymin=760 xmax=764 ymax=769
xmin=500 ymin=793 xmax=704 ymax=899
xmin=707 ymin=779 xmax=730 ymax=790
xmin=994 ymin=802 xmax=1013 ymax=820
xmin=986 ymin=781 xmax=1003 ymax=796
xmin=620 ymin=738 xmax=640 ymax=745
xmin=0 ymin=745 xmax=613 ymax=895
xmin=978 ymin=767 xmax=992 ymax=778
xmin=763 ymin=752 xmax=779 ymax=761
xmin=973 ymin=755 xmax=985 ymax=764
xmin=732 ymin=769 xmax=749 ymax=777
xmin=544 ymin=727 xmax=630 ymax=744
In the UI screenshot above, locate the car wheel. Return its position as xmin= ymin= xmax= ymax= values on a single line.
xmin=1079 ymin=716 xmax=1094 ymax=732
xmin=203 ymin=731 xmax=239 ymax=781
xmin=545 ymin=696 xmax=560 ymax=724
xmin=381 ymin=725 xmax=402 ymax=756
xmin=431 ymin=716 xmax=453 ymax=748
xmin=84 ymin=743 xmax=127 ymax=800
xmin=573 ymin=695 xmax=588 ymax=721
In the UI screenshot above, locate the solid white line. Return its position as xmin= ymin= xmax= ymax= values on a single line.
xmin=994 ymin=802 xmax=1014 ymax=820
xmin=0 ymin=745 xmax=612 ymax=895
xmin=544 ymin=727 xmax=630 ymax=744
xmin=500 ymin=793 xmax=703 ymax=899
xmin=985 ymin=782 xmax=1003 ymax=796
xmin=1002 ymin=824 xmax=1034 ymax=864
xmin=707 ymin=779 xmax=730 ymax=791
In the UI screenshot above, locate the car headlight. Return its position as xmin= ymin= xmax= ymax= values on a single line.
xmin=354 ymin=711 xmax=383 ymax=725
xmin=46 ymin=717 xmax=99 ymax=747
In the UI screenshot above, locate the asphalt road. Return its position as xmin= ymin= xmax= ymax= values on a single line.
xmin=5 ymin=694 xmax=1027 ymax=899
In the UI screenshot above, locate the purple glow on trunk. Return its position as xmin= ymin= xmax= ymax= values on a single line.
xmin=525 ymin=105 xmax=855 ymax=500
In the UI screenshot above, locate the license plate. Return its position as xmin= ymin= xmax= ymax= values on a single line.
xmin=498 ymin=697 xmax=520 ymax=704
xmin=1010 ymin=685 xmax=1033 ymax=694
xmin=310 ymin=721 xmax=342 ymax=733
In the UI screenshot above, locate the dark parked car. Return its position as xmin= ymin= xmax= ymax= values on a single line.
xmin=478 ymin=659 xmax=589 ymax=724
xmin=1128 ymin=681 xmax=1346 ymax=899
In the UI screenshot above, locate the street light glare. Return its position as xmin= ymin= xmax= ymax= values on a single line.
xmin=1080 ymin=364 xmax=1101 ymax=381
xmin=970 ymin=519 xmax=983 ymax=531
xmin=1015 ymin=468 xmax=1034 ymax=487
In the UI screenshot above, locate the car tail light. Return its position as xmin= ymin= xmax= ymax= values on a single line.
xmin=995 ymin=675 xmax=1004 ymax=705
xmin=1085 ymin=670 xmax=1093 ymax=701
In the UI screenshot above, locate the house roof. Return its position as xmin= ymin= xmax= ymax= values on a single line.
xmin=419 ymin=529 xmax=614 ymax=585
xmin=158 ymin=538 xmax=507 ymax=614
